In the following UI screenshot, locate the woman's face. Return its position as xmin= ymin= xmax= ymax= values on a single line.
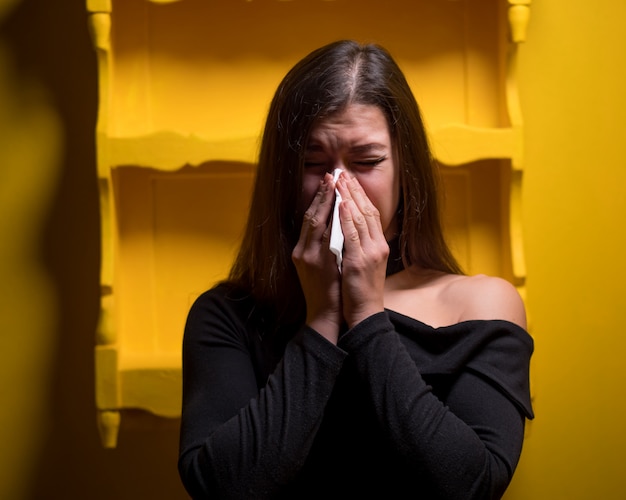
xmin=301 ymin=103 xmax=400 ymax=240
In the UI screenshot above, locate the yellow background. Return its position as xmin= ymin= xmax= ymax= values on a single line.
xmin=1 ymin=0 xmax=625 ymax=499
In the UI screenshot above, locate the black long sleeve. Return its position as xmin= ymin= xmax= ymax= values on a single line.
xmin=178 ymin=286 xmax=347 ymax=499
xmin=338 ymin=312 xmax=532 ymax=499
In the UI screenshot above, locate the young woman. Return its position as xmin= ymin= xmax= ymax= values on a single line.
xmin=178 ymin=40 xmax=534 ymax=499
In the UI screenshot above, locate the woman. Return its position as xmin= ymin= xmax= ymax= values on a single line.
xmin=178 ymin=40 xmax=534 ymax=499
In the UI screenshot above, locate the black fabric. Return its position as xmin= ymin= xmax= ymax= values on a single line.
xmin=178 ymin=283 xmax=534 ymax=500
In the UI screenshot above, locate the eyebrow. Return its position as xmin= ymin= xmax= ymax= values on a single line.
xmin=305 ymin=142 xmax=388 ymax=153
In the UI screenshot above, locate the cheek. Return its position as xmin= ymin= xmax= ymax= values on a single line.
xmin=299 ymin=171 xmax=323 ymax=213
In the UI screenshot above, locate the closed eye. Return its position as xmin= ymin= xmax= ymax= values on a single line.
xmin=354 ymin=156 xmax=387 ymax=167
xmin=304 ymin=156 xmax=387 ymax=168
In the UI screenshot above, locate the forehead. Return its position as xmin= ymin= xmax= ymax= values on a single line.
xmin=307 ymin=104 xmax=391 ymax=147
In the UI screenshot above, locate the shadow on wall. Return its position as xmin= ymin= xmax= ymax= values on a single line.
xmin=1 ymin=1 xmax=187 ymax=498
xmin=0 ymin=0 xmax=62 ymax=496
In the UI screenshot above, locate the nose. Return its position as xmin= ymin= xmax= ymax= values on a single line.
xmin=331 ymin=157 xmax=352 ymax=176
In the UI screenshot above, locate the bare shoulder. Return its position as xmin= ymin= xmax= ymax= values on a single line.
xmin=446 ymin=274 xmax=527 ymax=329
xmin=384 ymin=268 xmax=526 ymax=329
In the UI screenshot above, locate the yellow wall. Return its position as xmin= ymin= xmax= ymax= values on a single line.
xmin=506 ymin=1 xmax=626 ymax=498
xmin=1 ymin=0 xmax=625 ymax=499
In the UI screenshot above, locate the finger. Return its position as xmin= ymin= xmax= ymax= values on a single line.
xmin=337 ymin=175 xmax=382 ymax=241
xmin=298 ymin=173 xmax=335 ymax=246
xmin=338 ymin=198 xmax=367 ymax=253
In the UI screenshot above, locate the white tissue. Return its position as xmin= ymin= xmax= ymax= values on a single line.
xmin=329 ymin=168 xmax=344 ymax=271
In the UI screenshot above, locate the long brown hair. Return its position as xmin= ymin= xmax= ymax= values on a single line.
xmin=229 ymin=40 xmax=462 ymax=323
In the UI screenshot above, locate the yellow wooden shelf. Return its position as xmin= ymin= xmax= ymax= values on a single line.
xmin=87 ymin=0 xmax=531 ymax=447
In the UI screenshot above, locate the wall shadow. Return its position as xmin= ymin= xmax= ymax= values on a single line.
xmin=3 ymin=1 xmax=187 ymax=498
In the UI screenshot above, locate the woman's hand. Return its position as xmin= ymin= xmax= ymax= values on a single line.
xmin=336 ymin=173 xmax=389 ymax=328
xmin=292 ymin=173 xmax=342 ymax=344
